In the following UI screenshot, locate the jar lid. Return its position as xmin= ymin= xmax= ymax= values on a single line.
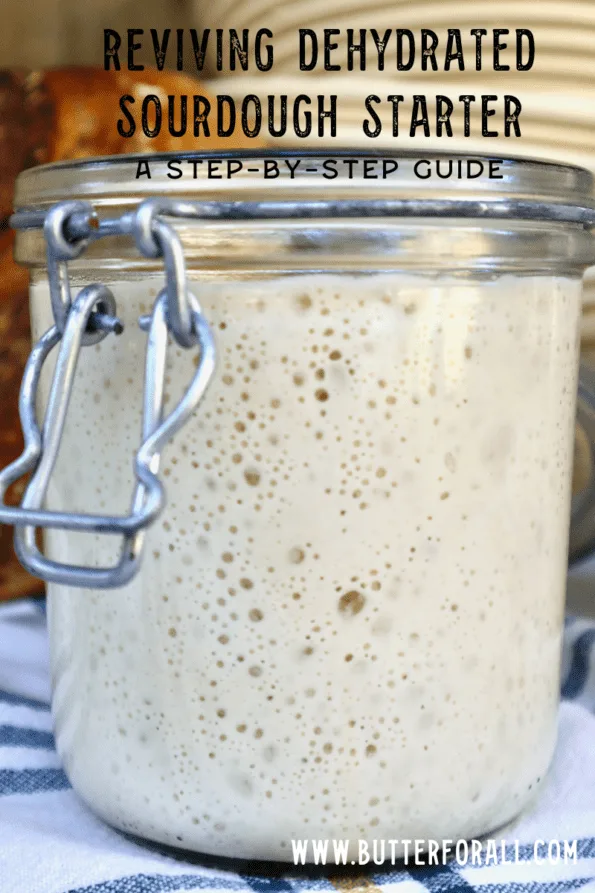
xmin=13 ymin=149 xmax=595 ymax=226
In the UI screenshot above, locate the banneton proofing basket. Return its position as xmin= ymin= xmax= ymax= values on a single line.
xmin=3 ymin=149 xmax=595 ymax=861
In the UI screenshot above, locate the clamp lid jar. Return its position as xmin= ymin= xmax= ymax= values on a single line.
xmin=5 ymin=150 xmax=595 ymax=862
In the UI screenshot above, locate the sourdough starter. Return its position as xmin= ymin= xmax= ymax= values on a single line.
xmin=30 ymin=270 xmax=580 ymax=860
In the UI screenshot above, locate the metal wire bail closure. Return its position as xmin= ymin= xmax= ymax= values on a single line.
xmin=44 ymin=200 xmax=96 ymax=335
xmin=0 ymin=200 xmax=216 ymax=589
xmin=132 ymin=199 xmax=197 ymax=347
xmin=9 ymin=182 xmax=595 ymax=589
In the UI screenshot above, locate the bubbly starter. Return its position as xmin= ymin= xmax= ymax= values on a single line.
xmin=31 ymin=271 xmax=580 ymax=860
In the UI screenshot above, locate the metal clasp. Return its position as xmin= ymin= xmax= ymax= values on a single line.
xmin=0 ymin=200 xmax=216 ymax=588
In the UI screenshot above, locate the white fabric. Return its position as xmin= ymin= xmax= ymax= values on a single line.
xmin=0 ymin=600 xmax=594 ymax=893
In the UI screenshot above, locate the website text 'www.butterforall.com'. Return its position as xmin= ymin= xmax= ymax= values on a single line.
xmin=291 ymin=838 xmax=579 ymax=866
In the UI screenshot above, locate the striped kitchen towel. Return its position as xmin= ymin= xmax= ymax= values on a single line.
xmin=0 ymin=599 xmax=595 ymax=893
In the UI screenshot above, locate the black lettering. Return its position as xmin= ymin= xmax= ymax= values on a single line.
xmin=436 ymin=95 xmax=454 ymax=137
xmin=489 ymin=160 xmax=504 ymax=178
xmin=167 ymin=160 xmax=182 ymax=179
xmin=482 ymin=95 xmax=498 ymax=137
xmin=467 ymin=161 xmax=484 ymax=178
xmin=470 ymin=29 xmax=487 ymax=71
xmin=414 ymin=160 xmax=431 ymax=179
xmin=194 ymin=96 xmax=211 ymax=136
xmin=420 ymin=30 xmax=438 ymax=72
xmin=410 ymin=95 xmax=430 ymax=136
xmin=436 ymin=160 xmax=453 ymax=179
xmin=207 ymin=160 xmax=222 ymax=178
xmin=255 ymin=28 xmax=274 ymax=71
xmin=168 ymin=95 xmax=187 ymax=137
xmin=142 ymin=95 xmax=161 ymax=137
xmin=284 ymin=159 xmax=301 ymax=177
xmin=324 ymin=29 xmax=341 ymax=71
xmin=128 ymin=29 xmax=144 ymax=71
xmin=504 ymin=95 xmax=522 ymax=136
xmin=190 ymin=29 xmax=210 ymax=70
xmin=264 ymin=159 xmax=280 ymax=178
xmin=294 ymin=95 xmax=312 ymax=137
xmin=322 ymin=159 xmax=338 ymax=179
xmin=363 ymin=159 xmax=378 ymax=179
xmin=104 ymin=29 xmax=121 ymax=71
xmin=230 ymin=28 xmax=249 ymax=71
xmin=217 ymin=95 xmax=236 ymax=137
xmin=347 ymin=29 xmax=366 ymax=71
xmin=516 ymin=29 xmax=535 ymax=70
xmin=150 ymin=29 xmax=169 ymax=71
xmin=388 ymin=94 xmax=404 ymax=135
xmin=397 ymin=30 xmax=414 ymax=71
xmin=216 ymin=28 xmax=223 ymax=71
xmin=135 ymin=159 xmax=151 ymax=178
xmin=493 ymin=29 xmax=510 ymax=71
xmin=299 ymin=29 xmax=317 ymax=71
xmin=317 ymin=95 xmax=336 ymax=137
xmin=242 ymin=95 xmax=262 ymax=137
xmin=343 ymin=159 xmax=359 ymax=178
xmin=459 ymin=95 xmax=476 ymax=136
xmin=117 ymin=94 xmax=135 ymax=136
xmin=363 ymin=95 xmax=382 ymax=138
xmin=268 ymin=95 xmax=287 ymax=137
xmin=370 ymin=29 xmax=391 ymax=71
xmin=382 ymin=159 xmax=399 ymax=177
xmin=176 ymin=28 xmax=184 ymax=70
xmin=444 ymin=29 xmax=464 ymax=71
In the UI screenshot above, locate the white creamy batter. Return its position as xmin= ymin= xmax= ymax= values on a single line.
xmin=31 ymin=270 xmax=580 ymax=861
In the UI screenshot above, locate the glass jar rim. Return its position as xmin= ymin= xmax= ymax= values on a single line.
xmin=13 ymin=149 xmax=595 ymax=223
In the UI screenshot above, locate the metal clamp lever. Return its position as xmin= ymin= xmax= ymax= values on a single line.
xmin=0 ymin=198 xmax=217 ymax=589
xmin=0 ymin=286 xmax=215 ymax=589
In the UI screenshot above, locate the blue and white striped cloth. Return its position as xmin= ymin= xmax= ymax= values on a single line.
xmin=1 ymin=598 xmax=595 ymax=893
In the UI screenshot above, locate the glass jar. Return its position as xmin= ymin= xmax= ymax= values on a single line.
xmin=6 ymin=151 xmax=595 ymax=862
